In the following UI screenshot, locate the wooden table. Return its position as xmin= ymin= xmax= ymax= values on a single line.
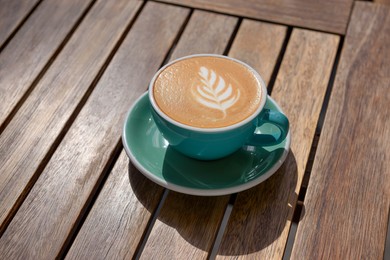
xmin=0 ymin=0 xmax=389 ymax=259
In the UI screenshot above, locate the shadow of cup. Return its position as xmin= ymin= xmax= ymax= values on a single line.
xmin=127 ymin=149 xmax=298 ymax=255
xmin=217 ymin=151 xmax=299 ymax=256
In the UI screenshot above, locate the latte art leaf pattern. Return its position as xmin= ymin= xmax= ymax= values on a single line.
xmin=193 ymin=66 xmax=240 ymax=118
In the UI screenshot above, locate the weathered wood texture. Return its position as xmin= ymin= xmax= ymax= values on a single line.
xmin=291 ymin=3 xmax=390 ymax=259
xmin=65 ymin=152 xmax=165 ymax=259
xmin=169 ymin=10 xmax=238 ymax=60
xmin=217 ymin=29 xmax=339 ymax=259
xmin=229 ymin=19 xmax=287 ymax=85
xmin=375 ymin=0 xmax=390 ymax=5
xmin=142 ymin=192 xmax=229 ymax=259
xmin=0 ymin=2 xmax=189 ymax=259
xmin=0 ymin=0 xmax=93 ymax=128
xmin=156 ymin=0 xmax=353 ymax=34
xmin=0 ymin=2 xmax=188 ymax=259
xmin=0 ymin=0 xmax=142 ymax=231
xmin=0 ymin=0 xmax=40 ymax=47
xmin=141 ymin=19 xmax=287 ymax=259
xmin=140 ymin=11 xmax=237 ymax=259
xmin=66 ymin=10 xmax=235 ymax=259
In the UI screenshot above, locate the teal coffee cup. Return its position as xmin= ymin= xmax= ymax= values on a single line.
xmin=149 ymin=54 xmax=289 ymax=160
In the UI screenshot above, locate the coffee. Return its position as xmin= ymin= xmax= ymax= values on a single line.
xmin=152 ymin=56 xmax=262 ymax=128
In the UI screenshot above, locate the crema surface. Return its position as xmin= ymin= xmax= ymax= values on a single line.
xmin=153 ymin=56 xmax=262 ymax=128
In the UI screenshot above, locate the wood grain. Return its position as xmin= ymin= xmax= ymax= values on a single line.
xmin=229 ymin=19 xmax=287 ymax=85
xmin=169 ymin=10 xmax=238 ymax=60
xmin=0 ymin=2 xmax=189 ymax=259
xmin=0 ymin=0 xmax=94 ymax=128
xmin=140 ymin=19 xmax=287 ymax=259
xmin=0 ymin=0 xmax=41 ymax=47
xmin=139 ymin=11 xmax=237 ymax=259
xmin=0 ymin=0 xmax=142 ymax=239
xmin=291 ymin=3 xmax=390 ymax=259
xmin=65 ymin=151 xmax=165 ymax=259
xmin=375 ymin=0 xmax=390 ymax=5
xmin=67 ymin=10 xmax=236 ymax=260
xmin=217 ymin=29 xmax=339 ymax=259
xmin=141 ymin=192 xmax=230 ymax=259
xmin=141 ymin=19 xmax=288 ymax=259
xmin=156 ymin=0 xmax=353 ymax=34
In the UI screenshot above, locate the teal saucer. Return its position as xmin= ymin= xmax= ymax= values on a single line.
xmin=122 ymin=92 xmax=290 ymax=196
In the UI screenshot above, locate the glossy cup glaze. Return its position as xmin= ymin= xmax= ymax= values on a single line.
xmin=149 ymin=54 xmax=289 ymax=160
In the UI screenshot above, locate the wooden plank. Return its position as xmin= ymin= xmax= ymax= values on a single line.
xmin=0 ymin=0 xmax=142 ymax=237
xmin=142 ymin=192 xmax=229 ymax=259
xmin=375 ymin=0 xmax=390 ymax=5
xmin=157 ymin=0 xmax=353 ymax=34
xmin=229 ymin=19 xmax=287 ymax=85
xmin=169 ymin=10 xmax=238 ymax=60
xmin=291 ymin=2 xmax=390 ymax=259
xmin=0 ymin=2 xmax=189 ymax=259
xmin=0 ymin=0 xmax=94 ymax=128
xmin=141 ymin=19 xmax=286 ymax=259
xmin=139 ymin=11 xmax=236 ymax=259
xmin=65 ymin=151 xmax=165 ymax=259
xmin=0 ymin=0 xmax=41 ymax=47
xmin=217 ymin=29 xmax=339 ymax=259
xmin=67 ymin=10 xmax=236 ymax=260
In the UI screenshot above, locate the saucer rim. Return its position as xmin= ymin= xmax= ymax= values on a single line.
xmin=122 ymin=92 xmax=291 ymax=196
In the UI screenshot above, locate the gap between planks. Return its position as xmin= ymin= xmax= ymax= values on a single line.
xmin=133 ymin=11 xmax=243 ymax=259
xmin=266 ymin=27 xmax=292 ymax=95
xmin=0 ymin=1 xmax=347 ymax=258
xmin=0 ymin=0 xmax=43 ymax=52
xmin=148 ymin=0 xmax=346 ymax=36
xmin=0 ymin=0 xmax=98 ymax=136
xmin=0 ymin=0 xmax=100 ymax=236
xmin=1 ymin=1 xmax=188 ymax=258
xmin=128 ymin=9 xmax=241 ymax=258
xmin=222 ymin=18 xmax=242 ymax=55
xmin=120 ymin=8 xmax=196 ymax=259
xmin=60 ymin=4 xmax=193 ymax=258
xmin=0 ymin=0 xmax=145 ymax=239
xmin=51 ymin=1 xmax=161 ymax=257
xmin=208 ymin=26 xmax=293 ymax=259
xmin=133 ymin=189 xmax=170 ymax=259
xmin=282 ymin=36 xmax=345 ymax=260
xmin=61 ymin=8 xmax=341 ymax=259
xmin=208 ymin=194 xmax=237 ymax=260
xmin=58 ymin=140 xmax=124 ymax=258
xmin=158 ymin=9 xmax=194 ymax=67
xmin=384 ymin=209 xmax=390 ymax=260
xmin=62 ymin=19 xmax=340 ymax=260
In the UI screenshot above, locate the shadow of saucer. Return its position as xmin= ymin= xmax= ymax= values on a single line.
xmin=128 ymin=160 xmax=229 ymax=252
xmin=216 ymin=151 xmax=299 ymax=256
xmin=128 ymin=162 xmax=165 ymax=214
xmin=152 ymin=190 xmax=230 ymax=252
xmin=127 ymin=149 xmax=299 ymax=256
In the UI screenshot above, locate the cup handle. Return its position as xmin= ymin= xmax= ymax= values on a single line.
xmin=246 ymin=109 xmax=289 ymax=146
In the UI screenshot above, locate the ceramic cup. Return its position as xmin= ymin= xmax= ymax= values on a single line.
xmin=149 ymin=54 xmax=289 ymax=160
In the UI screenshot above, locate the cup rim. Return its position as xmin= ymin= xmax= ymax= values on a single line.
xmin=148 ymin=54 xmax=268 ymax=133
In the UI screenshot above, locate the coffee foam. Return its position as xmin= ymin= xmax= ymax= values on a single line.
xmin=153 ymin=56 xmax=262 ymax=128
